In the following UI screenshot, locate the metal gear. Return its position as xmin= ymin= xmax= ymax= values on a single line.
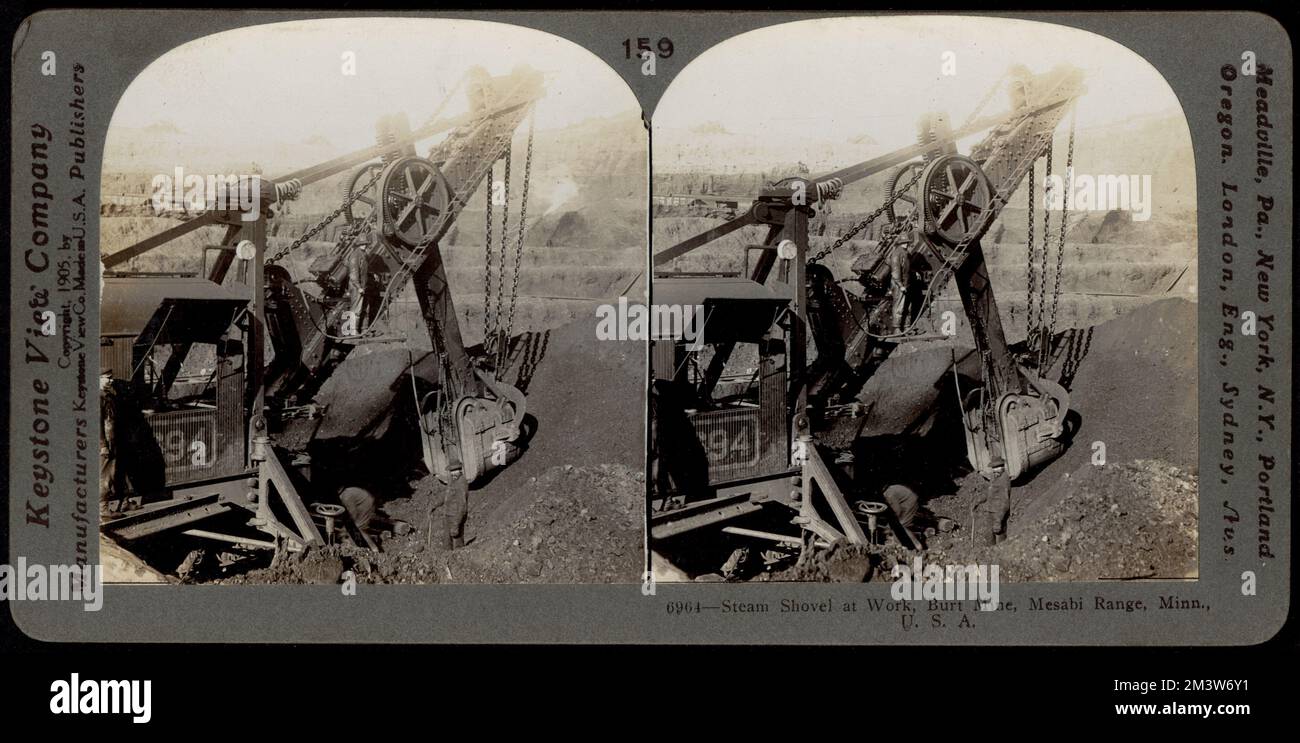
xmin=921 ymin=154 xmax=993 ymax=246
xmin=884 ymin=161 xmax=925 ymax=224
xmin=379 ymin=156 xmax=451 ymax=249
xmin=342 ymin=163 xmax=383 ymax=226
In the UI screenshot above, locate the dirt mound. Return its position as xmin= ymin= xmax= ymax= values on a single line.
xmin=928 ymin=460 xmax=1197 ymax=581
xmin=511 ymin=315 xmax=643 ymax=468
xmin=917 ymin=298 xmax=1198 ymax=580
xmin=765 ymin=541 xmax=876 ymax=583
xmin=923 ymin=296 xmax=1197 ymax=501
xmin=1044 ymin=296 xmax=1197 ymax=472
xmin=450 ymin=464 xmax=643 ymax=583
xmin=230 ymin=463 xmax=643 ymax=585
xmin=423 ymin=314 xmax=644 ymax=582
xmin=833 ymin=297 xmax=1196 ymax=472
xmin=389 ymin=313 xmax=644 ymax=582
xmin=225 ymin=544 xmax=356 ymax=585
xmin=470 ymin=314 xmax=644 ymax=528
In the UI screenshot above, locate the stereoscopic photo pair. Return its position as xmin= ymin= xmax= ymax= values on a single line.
xmin=92 ymin=16 xmax=1197 ymax=588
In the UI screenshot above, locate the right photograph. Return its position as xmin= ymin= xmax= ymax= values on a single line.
xmin=649 ymin=16 xmax=1198 ymax=583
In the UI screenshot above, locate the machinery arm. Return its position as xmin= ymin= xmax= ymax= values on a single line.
xmin=381 ymin=67 xmax=543 ymax=400
xmin=927 ymin=66 xmax=1085 ymax=397
xmin=814 ymin=66 xmax=1086 ymax=406
xmin=652 ymin=88 xmax=1075 ymax=270
xmin=101 ymin=79 xmax=521 ymax=269
xmin=258 ymin=68 xmax=543 ymax=407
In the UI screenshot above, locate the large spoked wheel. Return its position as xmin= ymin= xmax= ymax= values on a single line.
xmin=884 ymin=161 xmax=925 ymax=224
xmin=343 ymin=163 xmax=383 ymax=226
xmin=921 ymin=154 xmax=993 ymax=246
xmin=380 ymin=156 xmax=451 ymax=249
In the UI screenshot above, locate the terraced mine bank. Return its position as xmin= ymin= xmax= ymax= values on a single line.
xmin=101 ymin=112 xmax=647 ymax=584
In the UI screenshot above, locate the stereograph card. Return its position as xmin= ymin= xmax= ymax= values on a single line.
xmin=4 ymin=10 xmax=1291 ymax=649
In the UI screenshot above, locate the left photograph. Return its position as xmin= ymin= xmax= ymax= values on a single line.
xmin=97 ymin=18 xmax=647 ymax=584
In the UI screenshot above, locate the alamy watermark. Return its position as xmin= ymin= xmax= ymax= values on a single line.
xmin=1044 ymin=169 xmax=1153 ymax=222
xmin=150 ymin=167 xmax=261 ymax=220
xmin=595 ymin=297 xmax=705 ymax=344
xmin=891 ymin=557 xmax=1001 ymax=611
xmin=0 ymin=559 xmax=102 ymax=611
xmin=50 ymin=674 xmax=151 ymax=724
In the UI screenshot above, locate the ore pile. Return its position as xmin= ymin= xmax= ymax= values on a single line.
xmin=924 ymin=298 xmax=1199 ymax=580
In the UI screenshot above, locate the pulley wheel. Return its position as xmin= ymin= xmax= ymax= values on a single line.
xmin=380 ymin=156 xmax=450 ymax=249
xmin=921 ymin=154 xmax=993 ymax=246
xmin=343 ymin=163 xmax=383 ymax=226
xmin=884 ymin=162 xmax=925 ymax=224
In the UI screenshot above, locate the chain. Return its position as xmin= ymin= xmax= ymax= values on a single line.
xmin=811 ymin=104 xmax=1069 ymax=345
xmin=267 ymin=166 xmax=383 ymax=265
xmin=1024 ymin=159 xmax=1037 ymax=328
xmin=369 ymin=114 xmax=524 ymax=325
xmin=1042 ymin=106 xmax=1077 ymax=364
xmin=809 ymin=166 xmax=924 ymax=265
xmin=486 ymin=141 xmax=513 ymax=355
xmin=851 ymin=104 xmax=1076 ymax=351
xmin=483 ymin=158 xmax=496 ymax=346
xmin=1034 ymin=135 xmax=1054 ymax=337
xmin=914 ymin=123 xmax=1059 ymax=318
xmin=960 ymin=71 xmax=1008 ymax=130
xmin=498 ymin=111 xmax=535 ymax=369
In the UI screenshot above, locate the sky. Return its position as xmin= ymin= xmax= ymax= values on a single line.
xmin=108 ymin=18 xmax=639 ymax=156
xmin=107 ymin=16 xmax=1191 ymax=176
xmin=654 ymin=16 xmax=1190 ymax=169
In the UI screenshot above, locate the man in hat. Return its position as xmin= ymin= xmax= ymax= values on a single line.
xmin=886 ymin=216 xmax=923 ymax=335
xmin=99 ymin=372 xmax=118 ymax=514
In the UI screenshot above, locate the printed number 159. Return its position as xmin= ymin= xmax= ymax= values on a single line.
xmin=623 ymin=38 xmax=673 ymax=59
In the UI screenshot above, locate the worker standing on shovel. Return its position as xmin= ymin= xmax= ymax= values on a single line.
xmin=887 ymin=216 xmax=922 ymax=335
xmin=344 ymin=234 xmax=380 ymax=334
